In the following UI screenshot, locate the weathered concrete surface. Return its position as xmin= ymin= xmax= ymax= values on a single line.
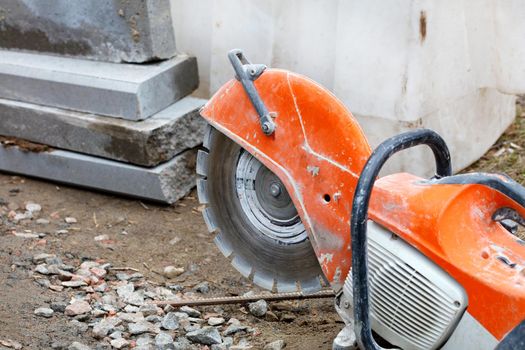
xmin=358 ymin=88 xmax=516 ymax=177
xmin=0 ymin=51 xmax=198 ymax=120
xmin=0 ymin=0 xmax=176 ymax=63
xmin=0 ymin=97 xmax=207 ymax=167
xmin=0 ymin=144 xmax=197 ymax=204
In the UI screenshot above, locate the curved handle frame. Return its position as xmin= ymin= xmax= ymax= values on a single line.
xmin=350 ymin=129 xmax=451 ymax=350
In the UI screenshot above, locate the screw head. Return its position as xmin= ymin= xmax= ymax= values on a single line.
xmin=269 ymin=183 xmax=282 ymax=197
xmin=343 ymin=300 xmax=350 ymax=309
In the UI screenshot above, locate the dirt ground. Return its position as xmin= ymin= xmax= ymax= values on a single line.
xmin=1 ymin=100 xmax=523 ymax=350
xmin=0 ymin=176 xmax=339 ymax=350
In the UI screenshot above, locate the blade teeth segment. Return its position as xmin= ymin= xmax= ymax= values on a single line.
xmin=213 ymin=231 xmax=234 ymax=258
xmin=276 ymin=278 xmax=299 ymax=293
xmin=196 ymin=150 xmax=209 ymax=176
xmin=253 ymin=272 xmax=276 ymax=291
xmin=231 ymin=255 xmax=253 ymax=279
xmin=202 ymin=207 xmax=218 ymax=233
xmin=299 ymin=275 xmax=323 ymax=295
xmin=202 ymin=124 xmax=213 ymax=150
xmin=196 ymin=178 xmax=209 ymax=204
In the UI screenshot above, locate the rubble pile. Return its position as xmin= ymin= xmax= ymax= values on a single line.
xmin=27 ymin=253 xmax=284 ymax=350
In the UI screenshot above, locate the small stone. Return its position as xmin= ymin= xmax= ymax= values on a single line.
xmin=46 ymin=265 xmax=62 ymax=275
xmin=68 ymin=342 xmax=92 ymax=350
xmin=173 ymin=337 xmax=192 ymax=350
xmin=161 ymin=312 xmax=179 ymax=330
xmin=36 ymin=218 xmax=50 ymax=225
xmin=248 ymin=300 xmax=268 ymax=317
xmin=35 ymin=264 xmax=49 ymax=275
xmin=49 ymin=284 xmax=64 ymax=292
xmin=34 ymin=307 xmax=54 ymax=318
xmin=186 ymin=327 xmax=222 ymax=345
xmin=33 ymin=253 xmax=55 ymax=264
xmin=65 ymin=301 xmax=92 ymax=316
xmin=123 ymin=292 xmax=144 ymax=306
xmin=0 ymin=339 xmax=23 ymax=349
xmin=167 ymin=284 xmax=184 ymax=292
xmin=223 ymin=324 xmax=248 ymax=336
xmin=139 ymin=304 xmax=159 ymax=317
xmin=26 ymin=202 xmax=42 ymax=213
xmin=123 ymin=305 xmax=140 ymax=313
xmin=128 ymin=321 xmax=151 ymax=335
xmin=194 ymin=281 xmax=210 ymax=294
xmin=180 ymin=306 xmax=201 ymax=318
xmin=94 ymin=234 xmax=109 ymax=241
xmin=116 ymin=273 xmax=130 ymax=281
xmin=109 ymin=330 xmax=123 ymax=339
xmin=117 ymin=312 xmax=144 ymax=323
xmin=50 ymin=301 xmax=68 ymax=313
xmin=264 ymin=340 xmax=286 ymax=350
xmin=93 ymin=317 xmax=122 ymax=339
xmin=163 ymin=266 xmax=184 ymax=278
xmin=117 ymin=284 xmax=134 ymax=298
xmin=227 ymin=318 xmax=241 ymax=325
xmin=155 ymin=333 xmax=174 ymax=350
xmin=110 ymin=338 xmax=129 ymax=349
xmin=79 ymin=261 xmax=99 ymax=269
xmin=36 ymin=279 xmax=51 ymax=288
xmin=94 ymin=283 xmax=108 ymax=292
xmin=169 ymin=236 xmax=181 ymax=245
xmin=208 ymin=317 xmax=225 ymax=326
xmin=62 ymin=280 xmax=88 ymax=288
xmin=145 ymin=315 xmax=162 ymax=323
xmin=56 ymin=229 xmax=69 ymax=234
xmin=136 ymin=336 xmax=153 ymax=346
xmin=90 ymin=267 xmax=107 ymax=278
xmin=91 ymin=308 xmax=106 ymax=317
xmin=70 ymin=319 xmax=89 ymax=333
xmin=65 ymin=217 xmax=77 ymax=224
xmin=46 ymin=256 xmax=63 ymax=265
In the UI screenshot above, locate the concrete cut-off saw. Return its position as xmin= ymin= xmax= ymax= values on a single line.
xmin=196 ymin=49 xmax=525 ymax=350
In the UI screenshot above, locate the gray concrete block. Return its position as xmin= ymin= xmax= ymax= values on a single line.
xmin=0 ymin=0 xmax=176 ymax=63
xmin=0 ymin=51 xmax=199 ymax=120
xmin=0 ymin=144 xmax=197 ymax=204
xmin=0 ymin=96 xmax=207 ymax=167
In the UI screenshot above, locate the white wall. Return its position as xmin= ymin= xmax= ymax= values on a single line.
xmin=170 ymin=0 xmax=523 ymax=175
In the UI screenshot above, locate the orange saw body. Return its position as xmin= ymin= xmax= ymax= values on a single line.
xmin=197 ymin=50 xmax=525 ymax=350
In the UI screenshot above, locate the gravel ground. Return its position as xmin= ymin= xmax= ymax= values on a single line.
xmin=0 ymin=175 xmax=339 ymax=350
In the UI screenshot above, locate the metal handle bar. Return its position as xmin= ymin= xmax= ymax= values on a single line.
xmin=228 ymin=49 xmax=276 ymax=135
xmin=350 ymin=129 xmax=451 ymax=350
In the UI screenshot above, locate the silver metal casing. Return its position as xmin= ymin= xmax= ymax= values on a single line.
xmin=343 ymin=221 xmax=468 ymax=350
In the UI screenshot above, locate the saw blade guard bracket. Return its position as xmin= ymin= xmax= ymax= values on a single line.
xmin=228 ymin=49 xmax=276 ymax=135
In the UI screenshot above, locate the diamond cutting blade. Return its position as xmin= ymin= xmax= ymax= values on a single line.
xmin=197 ymin=125 xmax=325 ymax=293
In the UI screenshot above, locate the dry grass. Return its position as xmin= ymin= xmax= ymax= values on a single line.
xmin=465 ymin=99 xmax=525 ymax=184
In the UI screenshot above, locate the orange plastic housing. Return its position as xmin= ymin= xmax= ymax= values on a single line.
xmin=200 ymin=69 xmax=525 ymax=339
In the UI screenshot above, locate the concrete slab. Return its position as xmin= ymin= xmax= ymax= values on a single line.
xmin=0 ymin=51 xmax=199 ymax=120
xmin=0 ymin=96 xmax=207 ymax=167
xmin=0 ymin=0 xmax=176 ymax=63
xmin=0 ymin=144 xmax=197 ymax=204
